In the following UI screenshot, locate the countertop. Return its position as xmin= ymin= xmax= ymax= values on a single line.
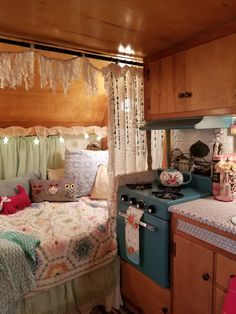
xmin=169 ymin=197 xmax=236 ymax=235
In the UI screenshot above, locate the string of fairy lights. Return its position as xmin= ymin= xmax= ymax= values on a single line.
xmin=1 ymin=133 xmax=102 ymax=145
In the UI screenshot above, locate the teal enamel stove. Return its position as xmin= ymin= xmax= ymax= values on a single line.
xmin=117 ymin=174 xmax=212 ymax=288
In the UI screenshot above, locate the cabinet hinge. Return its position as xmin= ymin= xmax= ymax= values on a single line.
xmin=171 ymin=241 xmax=176 ymax=257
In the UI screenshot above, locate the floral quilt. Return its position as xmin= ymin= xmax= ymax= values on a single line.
xmin=0 ymin=197 xmax=117 ymax=291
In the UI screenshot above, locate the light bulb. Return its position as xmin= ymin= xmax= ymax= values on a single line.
xmin=34 ymin=138 xmax=40 ymax=145
xmin=96 ymin=135 xmax=102 ymax=141
xmin=84 ymin=133 xmax=89 ymax=140
xmin=3 ymin=136 xmax=8 ymax=144
xmin=59 ymin=136 xmax=64 ymax=143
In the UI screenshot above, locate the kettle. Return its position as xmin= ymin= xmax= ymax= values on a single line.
xmin=157 ymin=168 xmax=192 ymax=187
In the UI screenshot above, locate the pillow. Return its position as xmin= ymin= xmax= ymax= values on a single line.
xmin=64 ymin=147 xmax=108 ymax=196
xmin=0 ymin=171 xmax=41 ymax=197
xmin=47 ymin=168 xmax=64 ymax=180
xmin=30 ymin=178 xmax=77 ymax=203
xmin=90 ymin=165 xmax=109 ymax=200
xmin=0 ymin=185 xmax=32 ymax=215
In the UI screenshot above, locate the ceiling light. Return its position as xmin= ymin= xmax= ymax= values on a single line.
xmin=118 ymin=44 xmax=135 ymax=55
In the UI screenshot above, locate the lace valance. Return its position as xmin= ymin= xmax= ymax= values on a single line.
xmin=0 ymin=125 xmax=107 ymax=138
xmin=0 ymin=50 xmax=101 ymax=95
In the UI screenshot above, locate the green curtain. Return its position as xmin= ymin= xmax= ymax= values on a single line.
xmin=0 ymin=136 xmax=63 ymax=180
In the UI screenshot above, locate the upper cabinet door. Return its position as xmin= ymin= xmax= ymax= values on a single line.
xmin=185 ymin=33 xmax=236 ymax=112
xmin=145 ymin=56 xmax=175 ymax=120
xmin=144 ymin=33 xmax=236 ymax=120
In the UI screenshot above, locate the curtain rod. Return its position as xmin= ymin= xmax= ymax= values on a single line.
xmin=0 ymin=37 xmax=143 ymax=67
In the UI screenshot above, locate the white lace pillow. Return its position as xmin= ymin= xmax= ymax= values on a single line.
xmin=47 ymin=168 xmax=64 ymax=180
xmin=64 ymin=148 xmax=108 ymax=197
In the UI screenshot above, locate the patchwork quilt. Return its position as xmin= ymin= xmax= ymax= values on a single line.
xmin=0 ymin=197 xmax=117 ymax=291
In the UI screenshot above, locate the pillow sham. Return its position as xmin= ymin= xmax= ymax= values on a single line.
xmin=30 ymin=178 xmax=77 ymax=203
xmin=0 ymin=171 xmax=41 ymax=197
xmin=64 ymin=147 xmax=108 ymax=197
xmin=47 ymin=168 xmax=64 ymax=180
xmin=0 ymin=185 xmax=32 ymax=215
xmin=90 ymin=165 xmax=109 ymax=200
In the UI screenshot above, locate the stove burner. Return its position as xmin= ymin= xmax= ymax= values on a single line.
xmin=152 ymin=191 xmax=184 ymax=200
xmin=126 ymin=182 xmax=153 ymax=191
xmin=157 ymin=184 xmax=183 ymax=192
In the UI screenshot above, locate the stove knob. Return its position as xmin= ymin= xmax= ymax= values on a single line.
xmin=121 ymin=194 xmax=128 ymax=202
xmin=147 ymin=205 xmax=156 ymax=214
xmin=129 ymin=197 xmax=137 ymax=205
xmin=137 ymin=200 xmax=145 ymax=209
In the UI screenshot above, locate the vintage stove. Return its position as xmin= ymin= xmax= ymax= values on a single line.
xmin=117 ymin=174 xmax=212 ymax=288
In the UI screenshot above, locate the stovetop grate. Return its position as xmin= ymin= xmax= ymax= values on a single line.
xmin=152 ymin=191 xmax=184 ymax=200
xmin=126 ymin=182 xmax=153 ymax=191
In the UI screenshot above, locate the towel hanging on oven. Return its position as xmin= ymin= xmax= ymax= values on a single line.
xmin=125 ymin=206 xmax=144 ymax=265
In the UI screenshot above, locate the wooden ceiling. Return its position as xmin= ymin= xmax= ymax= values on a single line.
xmin=0 ymin=0 xmax=236 ymax=59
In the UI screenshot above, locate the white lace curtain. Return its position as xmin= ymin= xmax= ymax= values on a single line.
xmin=103 ymin=64 xmax=164 ymax=217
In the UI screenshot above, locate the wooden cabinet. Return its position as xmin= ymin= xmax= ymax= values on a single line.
xmin=145 ymin=33 xmax=236 ymax=120
xmin=121 ymin=260 xmax=170 ymax=314
xmin=214 ymin=288 xmax=226 ymax=314
xmin=214 ymin=254 xmax=236 ymax=313
xmin=171 ymin=214 xmax=236 ymax=314
xmin=145 ymin=56 xmax=175 ymax=119
xmin=172 ymin=235 xmax=213 ymax=314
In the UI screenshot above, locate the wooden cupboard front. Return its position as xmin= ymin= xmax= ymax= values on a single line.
xmin=145 ymin=33 xmax=236 ymax=120
xmin=121 ymin=260 xmax=170 ymax=314
xmin=172 ymin=235 xmax=213 ymax=314
xmin=171 ymin=214 xmax=236 ymax=314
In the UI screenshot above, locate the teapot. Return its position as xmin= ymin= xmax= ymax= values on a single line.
xmin=157 ymin=168 xmax=192 ymax=187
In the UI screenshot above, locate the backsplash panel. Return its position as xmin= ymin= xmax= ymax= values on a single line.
xmin=171 ymin=128 xmax=235 ymax=162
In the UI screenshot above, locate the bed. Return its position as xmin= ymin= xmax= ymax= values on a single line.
xmin=0 ymin=197 xmax=120 ymax=314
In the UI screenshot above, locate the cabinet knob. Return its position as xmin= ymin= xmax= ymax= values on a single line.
xmin=162 ymin=307 xmax=168 ymax=313
xmin=202 ymin=273 xmax=210 ymax=281
xmin=230 ymin=274 xmax=235 ymax=278
xmin=178 ymin=93 xmax=184 ymax=98
xmin=184 ymin=91 xmax=192 ymax=98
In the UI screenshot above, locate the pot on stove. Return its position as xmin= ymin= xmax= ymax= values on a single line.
xmin=157 ymin=168 xmax=192 ymax=187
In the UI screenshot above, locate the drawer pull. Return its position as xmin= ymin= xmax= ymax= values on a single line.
xmin=202 ymin=273 xmax=210 ymax=281
xmin=162 ymin=307 xmax=168 ymax=313
xmin=230 ymin=274 xmax=235 ymax=278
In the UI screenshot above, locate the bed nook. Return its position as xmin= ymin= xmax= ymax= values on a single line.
xmin=0 ymin=40 xmax=156 ymax=314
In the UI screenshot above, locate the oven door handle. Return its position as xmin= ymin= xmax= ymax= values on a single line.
xmin=118 ymin=212 xmax=157 ymax=233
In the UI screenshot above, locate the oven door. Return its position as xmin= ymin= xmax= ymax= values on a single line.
xmin=117 ymin=207 xmax=170 ymax=288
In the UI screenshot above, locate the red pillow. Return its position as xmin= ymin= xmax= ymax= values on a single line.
xmin=0 ymin=185 xmax=31 ymax=215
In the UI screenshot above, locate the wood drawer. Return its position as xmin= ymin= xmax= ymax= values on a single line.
xmin=121 ymin=260 xmax=170 ymax=314
xmin=214 ymin=288 xmax=225 ymax=314
xmin=216 ymin=254 xmax=236 ymax=289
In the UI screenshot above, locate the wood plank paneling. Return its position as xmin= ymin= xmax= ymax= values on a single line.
xmin=0 ymin=43 xmax=108 ymax=127
xmin=1 ymin=0 xmax=236 ymax=57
